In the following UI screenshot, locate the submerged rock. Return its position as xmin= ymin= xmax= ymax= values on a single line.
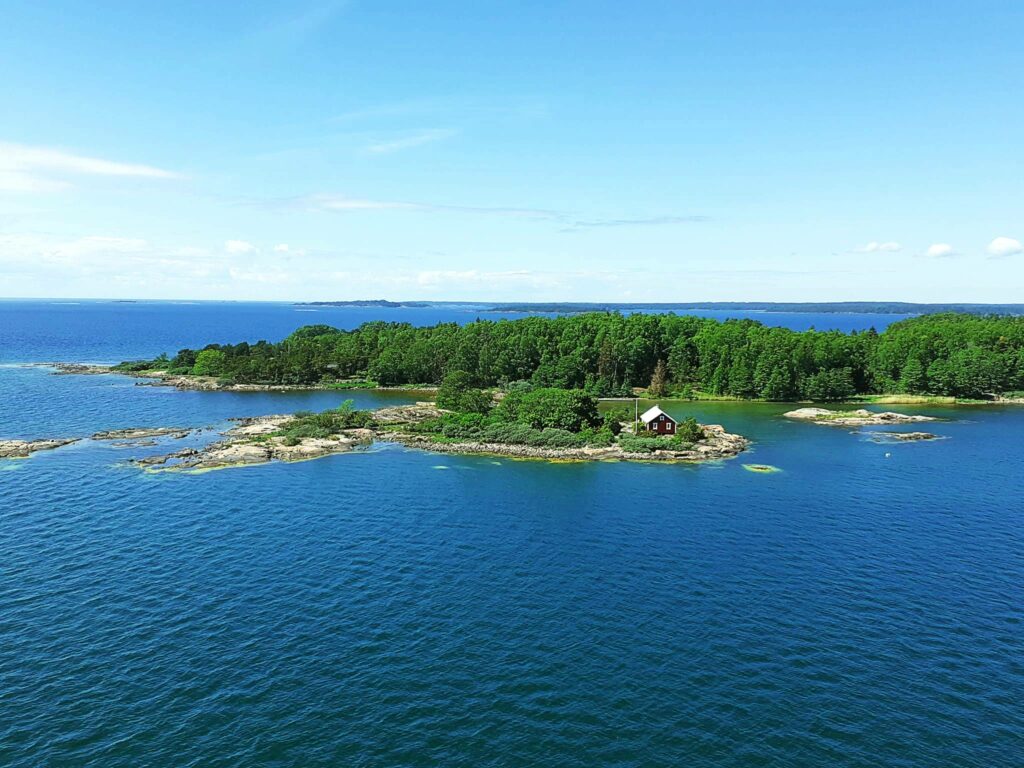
xmin=869 ymin=431 xmax=942 ymax=443
xmin=743 ymin=464 xmax=782 ymax=473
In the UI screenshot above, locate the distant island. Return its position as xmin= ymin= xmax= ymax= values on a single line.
xmin=294 ymin=300 xmax=1024 ymax=316
xmin=483 ymin=301 xmax=1024 ymax=316
xmin=297 ymin=299 xmax=433 ymax=308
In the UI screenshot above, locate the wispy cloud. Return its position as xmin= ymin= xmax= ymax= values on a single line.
xmin=564 ymin=215 xmax=711 ymax=231
xmin=242 ymin=0 xmax=348 ymax=49
xmin=853 ymin=241 xmax=902 ymax=253
xmin=299 ymin=194 xmax=707 ymax=231
xmin=304 ymin=194 xmax=562 ymax=220
xmin=329 ymin=100 xmax=441 ymax=125
xmin=364 ymin=128 xmax=457 ymax=155
xmin=0 ymin=141 xmax=183 ymax=193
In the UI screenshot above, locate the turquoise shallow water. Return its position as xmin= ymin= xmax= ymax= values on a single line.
xmin=1 ymin=302 xmax=1021 ymax=766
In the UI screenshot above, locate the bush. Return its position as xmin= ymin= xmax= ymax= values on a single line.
xmin=497 ymin=388 xmax=600 ymax=432
xmin=114 ymin=357 xmax=168 ymax=373
xmin=618 ymin=434 xmax=696 ymax=454
xmin=675 ymin=417 xmax=706 ymax=442
xmin=192 ymin=349 xmax=226 ymax=377
xmin=601 ymin=406 xmax=631 ymax=436
xmin=277 ymin=400 xmax=375 ymax=440
xmin=437 ymin=370 xmax=493 ymax=414
xmin=408 ymin=413 xmax=612 ymax=449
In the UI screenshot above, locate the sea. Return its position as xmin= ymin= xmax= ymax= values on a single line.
xmin=1 ymin=300 xmax=1021 ymax=767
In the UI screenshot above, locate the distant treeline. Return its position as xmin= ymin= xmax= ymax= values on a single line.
xmin=118 ymin=312 xmax=1024 ymax=400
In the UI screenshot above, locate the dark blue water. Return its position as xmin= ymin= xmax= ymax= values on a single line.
xmin=1 ymin=302 xmax=1020 ymax=767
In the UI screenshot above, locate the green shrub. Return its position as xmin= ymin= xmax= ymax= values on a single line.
xmin=497 ymin=387 xmax=600 ymax=432
xmin=276 ymin=400 xmax=375 ymax=440
xmin=618 ymin=434 xmax=697 ymax=454
xmin=192 ymin=349 xmax=226 ymax=377
xmin=675 ymin=417 xmax=706 ymax=442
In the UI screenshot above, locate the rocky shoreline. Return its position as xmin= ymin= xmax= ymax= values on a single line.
xmin=386 ymin=423 xmax=749 ymax=463
xmin=133 ymin=416 xmax=375 ymax=471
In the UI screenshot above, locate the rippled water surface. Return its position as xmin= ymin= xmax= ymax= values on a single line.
xmin=1 ymin=301 xmax=1021 ymax=767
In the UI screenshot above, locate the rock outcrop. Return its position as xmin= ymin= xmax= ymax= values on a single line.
xmin=868 ymin=431 xmax=942 ymax=442
xmin=0 ymin=438 xmax=79 ymax=458
xmin=784 ymin=407 xmax=936 ymax=426
xmin=91 ymin=427 xmax=192 ymax=440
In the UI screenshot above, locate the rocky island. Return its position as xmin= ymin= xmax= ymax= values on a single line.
xmin=783 ymin=407 xmax=937 ymax=427
xmin=134 ymin=403 xmax=749 ymax=472
xmin=3 ymin=398 xmax=749 ymax=472
xmin=0 ymin=438 xmax=80 ymax=459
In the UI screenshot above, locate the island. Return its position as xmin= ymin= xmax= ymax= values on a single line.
xmin=100 ymin=311 xmax=1024 ymax=404
xmin=1 ymin=395 xmax=749 ymax=472
xmin=25 ymin=310 xmax=1024 ymax=469
xmin=134 ymin=391 xmax=749 ymax=472
xmin=296 ymin=299 xmax=432 ymax=308
xmin=782 ymin=408 xmax=937 ymax=427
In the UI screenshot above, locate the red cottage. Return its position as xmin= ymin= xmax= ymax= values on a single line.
xmin=640 ymin=405 xmax=677 ymax=435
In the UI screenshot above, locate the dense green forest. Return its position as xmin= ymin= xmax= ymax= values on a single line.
xmin=117 ymin=312 xmax=1024 ymax=400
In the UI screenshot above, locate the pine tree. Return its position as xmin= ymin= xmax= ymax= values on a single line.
xmin=648 ymin=359 xmax=669 ymax=397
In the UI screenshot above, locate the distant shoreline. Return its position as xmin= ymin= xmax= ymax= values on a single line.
xmin=292 ymin=300 xmax=1024 ymax=316
xmin=38 ymin=363 xmax=1024 ymax=406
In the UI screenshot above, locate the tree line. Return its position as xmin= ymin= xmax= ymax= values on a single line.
xmin=116 ymin=312 xmax=1024 ymax=400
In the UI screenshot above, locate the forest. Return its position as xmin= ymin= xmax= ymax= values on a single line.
xmin=115 ymin=312 xmax=1024 ymax=401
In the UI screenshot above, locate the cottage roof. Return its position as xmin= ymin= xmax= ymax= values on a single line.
xmin=640 ymin=405 xmax=673 ymax=424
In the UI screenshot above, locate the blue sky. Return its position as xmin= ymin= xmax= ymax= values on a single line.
xmin=1 ymin=0 xmax=1022 ymax=301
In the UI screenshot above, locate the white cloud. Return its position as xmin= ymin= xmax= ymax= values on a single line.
xmin=0 ymin=141 xmax=183 ymax=193
xmin=0 ymin=234 xmax=215 ymax=281
xmin=225 ymin=239 xmax=257 ymax=254
xmin=273 ymin=243 xmax=290 ymax=252
xmin=365 ymin=128 xmax=457 ymax=155
xmin=924 ymin=243 xmax=955 ymax=258
xmin=987 ymin=236 xmax=1022 ymax=258
xmin=855 ymin=241 xmax=902 ymax=253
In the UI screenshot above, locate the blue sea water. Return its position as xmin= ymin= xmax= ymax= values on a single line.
xmin=0 ymin=301 xmax=1021 ymax=767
